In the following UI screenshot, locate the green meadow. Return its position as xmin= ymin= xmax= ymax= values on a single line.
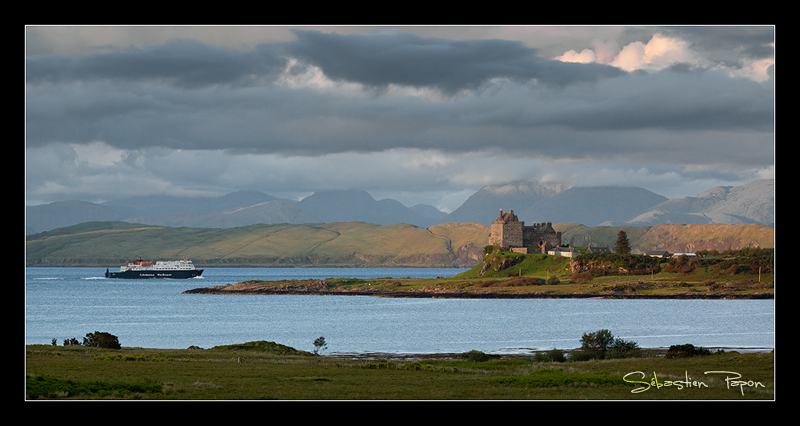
xmin=25 ymin=342 xmax=773 ymax=400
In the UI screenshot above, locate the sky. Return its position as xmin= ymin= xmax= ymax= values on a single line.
xmin=25 ymin=25 xmax=775 ymax=213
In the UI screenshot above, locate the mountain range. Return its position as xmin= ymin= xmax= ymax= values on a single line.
xmin=25 ymin=179 xmax=774 ymax=235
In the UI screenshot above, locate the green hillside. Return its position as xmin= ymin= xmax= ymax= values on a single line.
xmin=25 ymin=221 xmax=487 ymax=267
xmin=25 ymin=221 xmax=774 ymax=268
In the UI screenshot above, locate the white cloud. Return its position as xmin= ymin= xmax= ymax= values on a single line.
xmin=556 ymin=48 xmax=596 ymax=63
xmin=72 ymin=141 xmax=125 ymax=166
xmin=611 ymin=34 xmax=687 ymax=72
xmin=558 ymin=33 xmax=704 ymax=75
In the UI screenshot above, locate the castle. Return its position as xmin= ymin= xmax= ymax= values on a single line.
xmin=488 ymin=209 xmax=561 ymax=254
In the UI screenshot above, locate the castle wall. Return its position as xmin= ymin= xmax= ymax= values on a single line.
xmin=489 ymin=219 xmax=523 ymax=247
xmin=522 ymin=222 xmax=561 ymax=252
xmin=489 ymin=209 xmax=561 ymax=253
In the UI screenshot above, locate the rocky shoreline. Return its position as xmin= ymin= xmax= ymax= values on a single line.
xmin=328 ymin=346 xmax=775 ymax=360
xmin=182 ymin=282 xmax=773 ymax=299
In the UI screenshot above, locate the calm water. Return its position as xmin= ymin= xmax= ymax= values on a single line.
xmin=25 ymin=267 xmax=775 ymax=355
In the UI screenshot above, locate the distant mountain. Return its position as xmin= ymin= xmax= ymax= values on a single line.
xmin=442 ymin=181 xmax=667 ymax=227
xmin=25 ymin=189 xmax=446 ymax=234
xmin=521 ymin=186 xmax=669 ymax=227
xmin=626 ymin=179 xmax=774 ymax=226
xmin=144 ymin=200 xmax=321 ymax=228
xmin=410 ymin=204 xmax=448 ymax=222
xmin=25 ymin=179 xmax=774 ymax=235
xmin=298 ymin=190 xmax=443 ymax=227
xmin=440 ymin=179 xmax=774 ymax=228
xmin=25 ymin=200 xmax=126 ymax=234
xmin=442 ymin=180 xmax=570 ymax=224
xmin=101 ymin=190 xmax=278 ymax=218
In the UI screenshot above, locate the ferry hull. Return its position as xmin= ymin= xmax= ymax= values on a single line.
xmin=105 ymin=268 xmax=204 ymax=279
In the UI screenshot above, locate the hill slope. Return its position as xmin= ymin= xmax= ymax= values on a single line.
xmin=25 ymin=221 xmax=487 ymax=268
xmin=556 ymin=223 xmax=774 ymax=253
xmin=26 ymin=221 xmax=773 ymax=268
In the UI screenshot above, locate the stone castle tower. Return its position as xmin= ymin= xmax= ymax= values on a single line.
xmin=488 ymin=208 xmax=561 ymax=254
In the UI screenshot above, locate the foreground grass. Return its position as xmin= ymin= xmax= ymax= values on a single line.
xmin=26 ymin=344 xmax=774 ymax=400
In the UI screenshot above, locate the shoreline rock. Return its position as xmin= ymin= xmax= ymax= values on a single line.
xmin=182 ymin=285 xmax=773 ymax=299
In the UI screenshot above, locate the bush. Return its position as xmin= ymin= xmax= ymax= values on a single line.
xmin=533 ymin=349 xmax=566 ymax=363
xmin=568 ymin=350 xmax=599 ymax=362
xmin=577 ymin=329 xmax=641 ymax=360
xmin=461 ymin=350 xmax=491 ymax=362
xmin=546 ymin=276 xmax=561 ymax=285
xmin=507 ymin=277 xmax=544 ymax=287
xmin=571 ymin=271 xmax=594 ymax=283
xmin=82 ymin=332 xmax=121 ymax=349
xmin=580 ymin=329 xmax=615 ymax=354
xmin=665 ymin=344 xmax=712 ymax=358
xmin=607 ymin=338 xmax=641 ymax=359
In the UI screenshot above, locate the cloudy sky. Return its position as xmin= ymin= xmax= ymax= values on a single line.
xmin=25 ymin=25 xmax=774 ymax=212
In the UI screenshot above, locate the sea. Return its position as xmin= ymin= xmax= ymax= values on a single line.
xmin=25 ymin=267 xmax=775 ymax=356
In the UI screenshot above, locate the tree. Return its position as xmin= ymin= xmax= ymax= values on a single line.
xmin=607 ymin=337 xmax=641 ymax=359
xmin=579 ymin=329 xmax=615 ymax=356
xmin=578 ymin=329 xmax=641 ymax=360
xmin=615 ymin=229 xmax=631 ymax=254
xmin=313 ymin=336 xmax=327 ymax=355
xmin=82 ymin=331 xmax=121 ymax=349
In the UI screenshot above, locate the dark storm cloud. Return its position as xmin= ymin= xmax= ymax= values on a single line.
xmin=26 ymin=29 xmax=627 ymax=93
xmin=24 ymin=27 xmax=775 ymax=207
xmin=25 ymin=28 xmax=773 ymax=166
xmin=26 ymin=39 xmax=287 ymax=88
xmin=283 ymin=29 xmax=627 ymax=95
xmin=521 ymin=66 xmax=774 ymax=133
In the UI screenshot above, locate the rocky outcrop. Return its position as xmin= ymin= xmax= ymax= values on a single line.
xmin=182 ymin=283 xmax=772 ymax=299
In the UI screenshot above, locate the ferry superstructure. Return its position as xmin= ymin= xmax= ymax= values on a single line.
xmin=105 ymin=259 xmax=204 ymax=279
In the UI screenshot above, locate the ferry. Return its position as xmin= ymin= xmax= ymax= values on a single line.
xmin=105 ymin=259 xmax=204 ymax=279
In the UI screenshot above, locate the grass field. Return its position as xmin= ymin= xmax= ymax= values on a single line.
xmin=25 ymin=343 xmax=774 ymax=400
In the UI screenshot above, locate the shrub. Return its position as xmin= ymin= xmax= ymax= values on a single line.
xmin=568 ymin=350 xmax=599 ymax=362
xmin=507 ymin=277 xmax=544 ymax=287
xmin=607 ymin=338 xmax=641 ymax=359
xmin=665 ymin=344 xmax=712 ymax=358
xmin=82 ymin=332 xmax=121 ymax=349
xmin=580 ymin=329 xmax=615 ymax=354
xmin=577 ymin=329 xmax=641 ymax=360
xmin=571 ymin=271 xmax=594 ymax=283
xmin=533 ymin=349 xmax=566 ymax=363
xmin=461 ymin=350 xmax=491 ymax=362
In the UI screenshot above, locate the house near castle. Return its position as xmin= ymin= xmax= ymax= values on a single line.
xmin=548 ymin=246 xmax=580 ymax=258
xmin=643 ymin=250 xmax=671 ymax=258
xmin=488 ymin=209 xmax=562 ymax=254
xmin=586 ymin=243 xmax=613 ymax=254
